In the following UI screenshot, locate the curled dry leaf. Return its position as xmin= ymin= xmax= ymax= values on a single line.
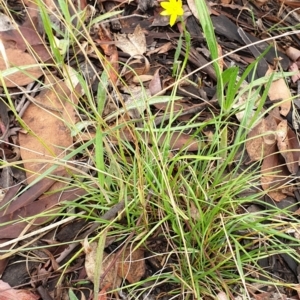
xmin=261 ymin=149 xmax=292 ymax=202
xmin=289 ymin=63 xmax=300 ymax=83
xmin=149 ymin=68 xmax=162 ymax=96
xmin=146 ymin=41 xmax=173 ymax=56
xmin=123 ymin=56 xmax=150 ymax=79
xmin=276 ymin=120 xmax=300 ymax=174
xmin=132 ymin=74 xmax=153 ymax=83
xmin=189 ymin=201 xmax=200 ymax=221
xmin=246 ymin=115 xmax=277 ymax=161
xmin=84 ymin=242 xmax=145 ymax=291
xmin=266 ymin=68 xmax=291 ymax=116
xmin=85 ymin=242 xmax=122 ymax=291
xmin=0 ymin=48 xmax=43 ymax=87
xmin=286 ymin=46 xmax=300 ymax=62
xmin=98 ymin=25 xmax=119 ymax=85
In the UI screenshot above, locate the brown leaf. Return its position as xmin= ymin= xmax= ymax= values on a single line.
xmin=261 ymin=150 xmax=292 ymax=202
xmin=85 ymin=243 xmax=122 ymax=291
xmin=266 ymin=68 xmax=291 ymax=116
xmin=98 ymin=25 xmax=119 ymax=85
xmin=0 ymin=27 xmax=44 ymax=52
xmin=19 ymin=74 xmax=78 ymax=184
xmin=254 ymin=0 xmax=268 ymax=6
xmin=246 ymin=115 xmax=277 ymax=161
xmin=114 ymin=24 xmax=146 ymax=57
xmin=0 ymin=174 xmax=57 ymax=217
xmin=146 ymin=42 xmax=173 ymax=56
xmin=132 ymin=74 xmax=153 ymax=83
xmin=157 ymin=131 xmax=203 ymax=151
xmin=117 ymin=247 xmax=145 ymax=284
xmin=0 ymin=182 xmax=90 ymax=239
xmin=0 ymin=49 xmax=43 ymax=87
xmin=276 ymin=120 xmax=300 ymax=174
xmin=0 ymin=280 xmax=39 ymax=300
xmin=19 ymin=0 xmax=41 ymax=32
xmin=149 ymin=68 xmax=162 ymax=96
xmin=286 ymin=46 xmax=300 ymax=62
xmin=98 ymin=287 xmax=108 ymax=300
xmin=289 ymin=63 xmax=300 ymax=83
xmin=84 ymin=242 xmax=145 ymax=290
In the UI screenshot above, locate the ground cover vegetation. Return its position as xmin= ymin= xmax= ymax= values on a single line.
xmin=0 ymin=0 xmax=300 ymax=299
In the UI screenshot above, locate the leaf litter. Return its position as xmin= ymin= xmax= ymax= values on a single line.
xmin=1 ymin=0 xmax=300 ymax=298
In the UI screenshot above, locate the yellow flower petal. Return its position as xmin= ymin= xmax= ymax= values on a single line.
xmin=160 ymin=10 xmax=171 ymax=16
xmin=169 ymin=14 xmax=177 ymax=26
xmin=177 ymin=5 xmax=184 ymax=14
xmin=161 ymin=2 xmax=172 ymax=9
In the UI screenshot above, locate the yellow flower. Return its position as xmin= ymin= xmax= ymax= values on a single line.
xmin=160 ymin=0 xmax=184 ymax=26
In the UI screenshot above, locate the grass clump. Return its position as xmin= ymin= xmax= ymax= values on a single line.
xmin=0 ymin=0 xmax=300 ymax=299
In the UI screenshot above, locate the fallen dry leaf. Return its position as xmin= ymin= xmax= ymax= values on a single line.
xmin=85 ymin=242 xmax=122 ymax=291
xmin=98 ymin=25 xmax=119 ymax=85
xmin=85 ymin=241 xmax=145 ymax=291
xmin=261 ymin=149 xmax=292 ymax=202
xmin=149 ymin=68 xmax=162 ymax=96
xmin=266 ymin=68 xmax=291 ymax=116
xmin=216 ymin=291 xmax=229 ymax=300
xmin=276 ymin=120 xmax=300 ymax=174
xmin=114 ymin=24 xmax=146 ymax=57
xmin=117 ymin=247 xmax=145 ymax=284
xmin=246 ymin=115 xmax=277 ymax=161
xmin=0 ymin=48 xmax=43 ymax=87
xmin=254 ymin=0 xmax=269 ymax=6
xmin=98 ymin=287 xmax=108 ymax=300
xmin=146 ymin=42 xmax=173 ymax=56
xmin=0 ymin=27 xmax=44 ymax=52
xmin=157 ymin=131 xmax=203 ymax=151
xmin=19 ymin=74 xmax=78 ymax=184
xmin=286 ymin=46 xmax=300 ymax=62
xmin=289 ymin=62 xmax=300 ymax=83
xmin=122 ymin=85 xmax=151 ymax=119
xmin=18 ymin=0 xmax=42 ymax=32
xmin=132 ymin=74 xmax=153 ymax=83
xmin=189 ymin=201 xmax=200 ymax=221
xmin=0 ymin=280 xmax=39 ymax=300
xmin=0 ymin=181 xmax=90 ymax=239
